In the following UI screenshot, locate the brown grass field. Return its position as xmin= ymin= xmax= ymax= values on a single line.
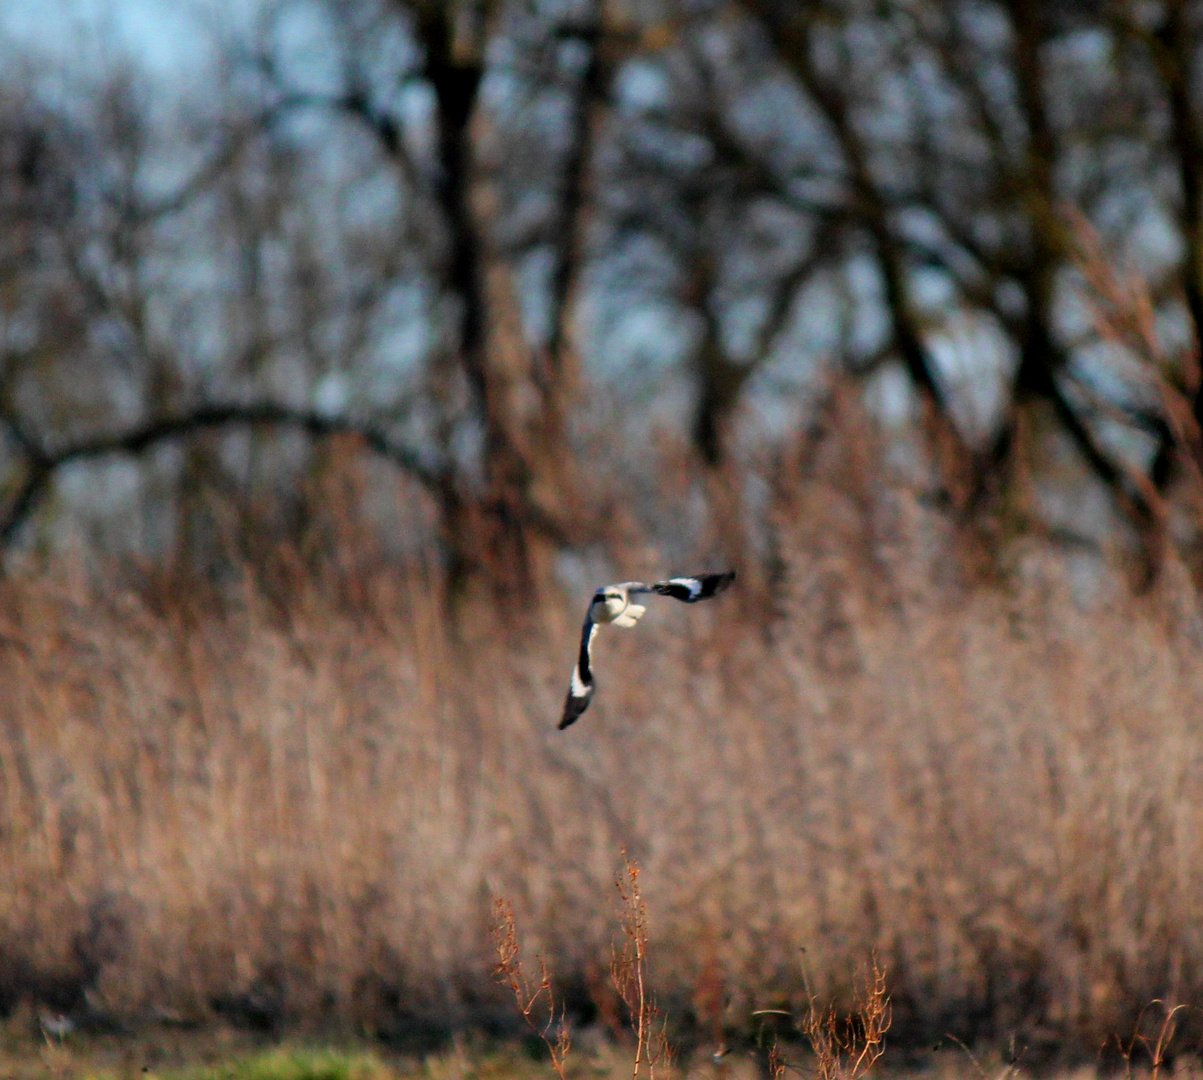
xmin=4 ymin=439 xmax=1203 ymax=1077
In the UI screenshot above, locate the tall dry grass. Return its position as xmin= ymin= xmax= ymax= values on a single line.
xmin=3 ymin=427 xmax=1203 ymax=1061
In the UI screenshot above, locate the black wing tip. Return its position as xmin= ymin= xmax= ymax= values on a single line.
xmin=655 ymin=569 xmax=736 ymax=601
xmin=708 ymin=570 xmax=736 ymax=594
xmin=559 ymin=690 xmax=593 ymax=730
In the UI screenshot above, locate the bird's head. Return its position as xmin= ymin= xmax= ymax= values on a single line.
xmin=591 ymin=586 xmax=628 ymax=623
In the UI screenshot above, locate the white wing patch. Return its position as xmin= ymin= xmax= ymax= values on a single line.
xmin=668 ymin=577 xmax=703 ymax=598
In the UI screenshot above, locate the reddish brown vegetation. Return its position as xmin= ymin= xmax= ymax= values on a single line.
xmin=2 ymin=438 xmax=1203 ymax=1059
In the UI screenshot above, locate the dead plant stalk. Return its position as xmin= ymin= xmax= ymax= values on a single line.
xmin=802 ymin=960 xmax=891 ymax=1080
xmin=492 ymin=897 xmax=572 ymax=1080
xmin=613 ymin=848 xmax=669 ymax=1080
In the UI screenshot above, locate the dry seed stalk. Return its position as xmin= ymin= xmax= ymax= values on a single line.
xmin=491 ymin=897 xmax=572 ymax=1080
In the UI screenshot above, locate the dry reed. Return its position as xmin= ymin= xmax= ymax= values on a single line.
xmin=2 ymin=438 xmax=1203 ymax=1062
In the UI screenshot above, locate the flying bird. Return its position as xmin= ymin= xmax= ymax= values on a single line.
xmin=559 ymin=571 xmax=735 ymax=729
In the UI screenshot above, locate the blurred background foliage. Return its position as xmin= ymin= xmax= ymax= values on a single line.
xmin=1 ymin=0 xmax=1203 ymax=589
xmin=9 ymin=1 xmax=1203 ymax=1061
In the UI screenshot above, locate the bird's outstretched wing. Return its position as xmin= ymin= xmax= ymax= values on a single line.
xmin=558 ymin=570 xmax=735 ymax=729
xmin=560 ymin=618 xmax=598 ymax=729
xmin=648 ymin=571 xmax=736 ymax=603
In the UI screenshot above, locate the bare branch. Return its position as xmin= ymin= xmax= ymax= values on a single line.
xmin=0 ymin=403 xmax=441 ymax=545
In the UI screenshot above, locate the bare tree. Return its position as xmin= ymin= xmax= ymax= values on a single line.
xmin=0 ymin=1 xmax=612 ymax=589
xmin=739 ymin=0 xmax=1190 ymax=564
xmin=5 ymin=0 xmax=1203 ymax=581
